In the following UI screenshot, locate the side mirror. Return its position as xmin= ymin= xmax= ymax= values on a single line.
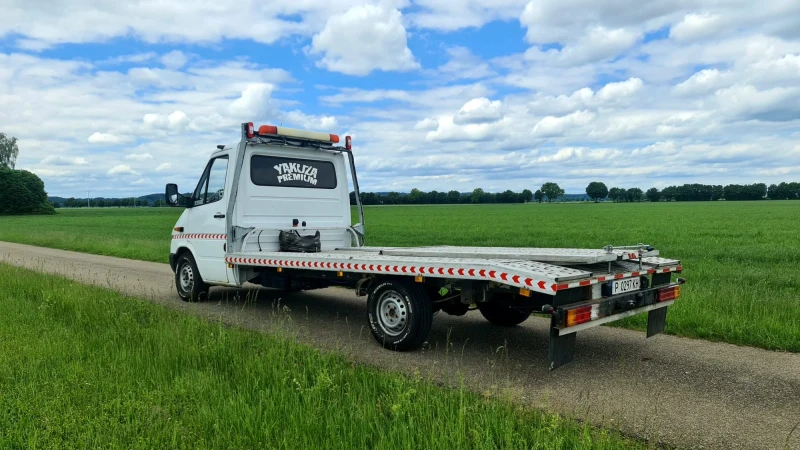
xmin=165 ymin=183 xmax=182 ymax=207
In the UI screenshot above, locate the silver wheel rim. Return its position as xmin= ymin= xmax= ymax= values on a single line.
xmin=179 ymin=262 xmax=194 ymax=292
xmin=377 ymin=290 xmax=408 ymax=336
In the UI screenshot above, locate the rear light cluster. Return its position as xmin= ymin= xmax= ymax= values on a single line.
xmin=658 ymin=285 xmax=681 ymax=302
xmin=566 ymin=304 xmax=600 ymax=327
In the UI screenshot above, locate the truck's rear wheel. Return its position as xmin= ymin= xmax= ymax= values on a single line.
xmin=367 ymin=279 xmax=432 ymax=351
xmin=477 ymin=294 xmax=531 ymax=326
xmin=175 ymin=253 xmax=209 ymax=302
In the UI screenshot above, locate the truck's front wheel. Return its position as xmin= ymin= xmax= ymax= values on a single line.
xmin=367 ymin=279 xmax=432 ymax=351
xmin=175 ymin=253 xmax=209 ymax=302
xmin=477 ymin=294 xmax=532 ymax=326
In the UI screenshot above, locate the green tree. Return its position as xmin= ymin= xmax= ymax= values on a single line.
xmin=470 ymin=188 xmax=486 ymax=204
xmin=408 ymin=188 xmax=423 ymax=204
xmin=626 ymin=187 xmax=644 ymax=202
xmin=0 ymin=133 xmax=19 ymax=169
xmin=521 ymin=189 xmax=533 ymax=203
xmin=585 ymin=181 xmax=608 ymax=202
xmin=646 ymin=187 xmax=661 ymax=202
xmin=608 ymin=187 xmax=624 ymax=202
xmin=540 ymin=182 xmax=564 ymax=203
xmin=447 ymin=190 xmax=461 ymax=204
xmin=0 ymin=168 xmax=55 ymax=215
xmin=533 ymin=189 xmax=544 ymax=203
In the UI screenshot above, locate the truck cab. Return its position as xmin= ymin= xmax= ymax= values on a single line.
xmin=167 ymin=123 xmax=363 ymax=291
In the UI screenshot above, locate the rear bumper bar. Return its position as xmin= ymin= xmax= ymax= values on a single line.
xmin=555 ymin=300 xmax=674 ymax=336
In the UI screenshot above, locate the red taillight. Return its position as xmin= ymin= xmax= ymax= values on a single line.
xmin=345 ymin=135 xmax=352 ymax=150
xmin=329 ymin=134 xmax=340 ymax=143
xmin=258 ymin=125 xmax=278 ymax=135
xmin=566 ymin=305 xmax=592 ymax=327
xmin=658 ymin=286 xmax=681 ymax=302
xmin=245 ymin=122 xmax=255 ymax=138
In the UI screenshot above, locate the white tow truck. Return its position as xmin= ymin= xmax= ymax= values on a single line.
xmin=165 ymin=122 xmax=685 ymax=369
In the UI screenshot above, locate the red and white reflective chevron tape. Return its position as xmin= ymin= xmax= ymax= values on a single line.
xmin=222 ymin=256 xmax=682 ymax=294
xmin=172 ymin=234 xmax=227 ymax=240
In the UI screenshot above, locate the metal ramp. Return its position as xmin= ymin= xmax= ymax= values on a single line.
xmin=338 ymin=245 xmax=659 ymax=265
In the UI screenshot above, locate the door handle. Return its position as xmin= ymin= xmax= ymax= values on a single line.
xmin=214 ymin=213 xmax=225 ymax=218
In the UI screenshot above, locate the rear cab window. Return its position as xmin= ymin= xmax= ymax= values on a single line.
xmin=250 ymin=155 xmax=337 ymax=189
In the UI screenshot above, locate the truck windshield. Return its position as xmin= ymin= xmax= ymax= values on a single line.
xmin=250 ymin=155 xmax=337 ymax=189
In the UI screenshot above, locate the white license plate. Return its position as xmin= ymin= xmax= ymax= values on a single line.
xmin=611 ymin=277 xmax=640 ymax=295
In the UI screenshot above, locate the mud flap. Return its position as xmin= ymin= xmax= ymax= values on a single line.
xmin=548 ymin=317 xmax=576 ymax=371
xmin=646 ymin=306 xmax=668 ymax=338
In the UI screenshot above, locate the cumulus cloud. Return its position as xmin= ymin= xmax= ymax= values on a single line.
xmin=143 ymin=110 xmax=191 ymax=130
xmin=309 ymin=5 xmax=419 ymax=76
xmin=160 ymin=50 xmax=188 ymax=69
xmin=532 ymin=111 xmax=595 ymax=137
xmin=124 ymin=153 xmax=153 ymax=161
xmin=670 ymin=13 xmax=725 ymax=42
xmin=227 ymin=84 xmax=274 ymax=119
xmin=596 ymin=78 xmax=644 ymax=102
xmin=88 ymin=132 xmax=132 ymax=144
xmin=108 ymin=165 xmax=138 ymax=176
xmin=40 ymin=155 xmax=88 ymax=165
xmin=155 ymin=163 xmax=172 ymax=172
xmin=453 ymin=98 xmax=503 ymax=125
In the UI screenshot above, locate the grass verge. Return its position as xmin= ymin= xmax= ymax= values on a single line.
xmin=0 ymin=264 xmax=641 ymax=449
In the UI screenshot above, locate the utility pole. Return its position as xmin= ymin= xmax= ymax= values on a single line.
xmin=87 ymin=190 xmax=90 ymax=208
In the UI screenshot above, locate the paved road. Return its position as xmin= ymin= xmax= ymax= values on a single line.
xmin=2 ymin=241 xmax=799 ymax=450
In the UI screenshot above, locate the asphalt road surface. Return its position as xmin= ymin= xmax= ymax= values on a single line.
xmin=1 ymin=241 xmax=798 ymax=449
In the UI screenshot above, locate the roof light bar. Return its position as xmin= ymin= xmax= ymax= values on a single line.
xmin=245 ymin=122 xmax=255 ymax=139
xmin=255 ymin=124 xmax=339 ymax=144
xmin=345 ymin=135 xmax=352 ymax=150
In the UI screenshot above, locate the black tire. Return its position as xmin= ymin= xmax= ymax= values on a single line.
xmin=477 ymin=294 xmax=532 ymax=326
xmin=174 ymin=252 xmax=209 ymax=302
xmin=367 ymin=279 xmax=433 ymax=351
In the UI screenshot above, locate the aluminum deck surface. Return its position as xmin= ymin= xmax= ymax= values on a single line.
xmin=339 ymin=245 xmax=659 ymax=264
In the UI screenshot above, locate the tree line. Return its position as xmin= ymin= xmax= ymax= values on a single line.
xmin=350 ymin=188 xmax=535 ymax=205
xmin=348 ymin=180 xmax=800 ymax=206
xmin=57 ymin=197 xmax=167 ymax=208
xmin=589 ymin=182 xmax=800 ymax=202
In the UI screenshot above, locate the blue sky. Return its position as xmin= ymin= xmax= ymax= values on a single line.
xmin=1 ymin=0 xmax=799 ymax=197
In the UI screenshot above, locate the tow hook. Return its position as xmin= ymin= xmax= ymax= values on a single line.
xmin=542 ymin=304 xmax=560 ymax=321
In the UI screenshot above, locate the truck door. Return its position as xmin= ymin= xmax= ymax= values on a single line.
xmin=187 ymin=155 xmax=229 ymax=283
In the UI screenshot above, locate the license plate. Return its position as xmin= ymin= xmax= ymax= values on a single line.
xmin=611 ymin=277 xmax=640 ymax=295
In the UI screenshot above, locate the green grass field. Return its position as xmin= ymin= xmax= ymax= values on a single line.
xmin=1 ymin=202 xmax=799 ymax=352
xmin=0 ymin=264 xmax=639 ymax=449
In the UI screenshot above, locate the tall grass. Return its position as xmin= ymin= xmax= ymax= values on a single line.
xmin=0 ymin=264 xmax=640 ymax=449
xmin=1 ymin=202 xmax=799 ymax=351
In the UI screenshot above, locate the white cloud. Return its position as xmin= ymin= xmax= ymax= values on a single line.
xmin=596 ymin=78 xmax=644 ymax=102
xmin=532 ymin=110 xmax=595 ymax=137
xmin=155 ymin=163 xmax=172 ymax=172
xmin=108 ymin=164 xmax=138 ymax=176
xmin=673 ymin=69 xmax=731 ymax=96
xmin=143 ymin=110 xmax=191 ymax=130
xmin=670 ymin=13 xmax=725 ymax=42
xmin=124 ymin=153 xmax=153 ymax=161
xmin=88 ymin=132 xmax=132 ymax=144
xmin=435 ymin=46 xmax=494 ymax=80
xmin=160 ymin=50 xmax=188 ymax=70
xmin=227 ymin=84 xmax=274 ymax=119
xmin=40 ymin=155 xmax=88 ymax=165
xmin=453 ymin=98 xmax=503 ymax=125
xmin=715 ymin=84 xmax=800 ymax=122
xmin=309 ymin=5 xmax=419 ymax=76
xmin=131 ymin=178 xmax=151 ymax=186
